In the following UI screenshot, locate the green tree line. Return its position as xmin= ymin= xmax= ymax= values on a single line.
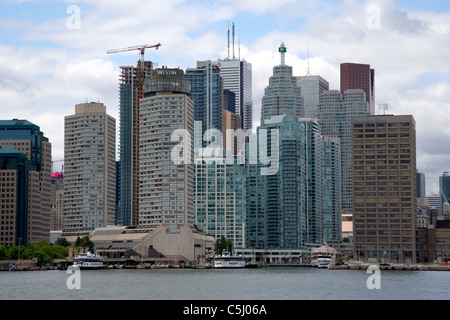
xmin=0 ymin=238 xmax=71 ymax=264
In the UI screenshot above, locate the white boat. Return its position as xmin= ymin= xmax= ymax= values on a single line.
xmin=73 ymin=252 xmax=104 ymax=270
xmin=311 ymin=244 xmax=336 ymax=268
xmin=214 ymin=252 xmax=245 ymax=268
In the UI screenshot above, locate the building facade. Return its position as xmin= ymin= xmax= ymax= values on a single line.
xmin=297 ymin=75 xmax=329 ymax=118
xmin=118 ymin=61 xmax=153 ymax=226
xmin=0 ymin=119 xmax=52 ymax=245
xmin=340 ymin=62 xmax=375 ymax=115
xmin=194 ymin=155 xmax=247 ymax=249
xmin=439 ymin=172 xmax=450 ymax=216
xmin=318 ymin=89 xmax=371 ymax=215
xmin=185 ymin=61 xmax=223 ymax=150
xmin=261 ymin=43 xmax=304 ymax=121
xmin=139 ymin=67 xmax=194 ymax=229
xmin=63 ymin=103 xmax=116 ymax=234
xmin=215 ymin=58 xmax=253 ymax=131
xmin=352 ymin=114 xmax=417 ymax=263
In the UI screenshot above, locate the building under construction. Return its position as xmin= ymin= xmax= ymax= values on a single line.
xmin=118 ymin=60 xmax=153 ymax=226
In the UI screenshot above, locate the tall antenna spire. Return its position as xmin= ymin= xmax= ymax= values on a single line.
xmin=306 ymin=42 xmax=312 ymax=75
xmin=227 ymin=21 xmax=230 ymax=59
xmin=232 ymin=22 xmax=235 ymax=59
xmin=279 ymin=42 xmax=286 ymax=65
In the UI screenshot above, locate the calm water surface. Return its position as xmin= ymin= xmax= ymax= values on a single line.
xmin=1 ymin=267 xmax=449 ymax=300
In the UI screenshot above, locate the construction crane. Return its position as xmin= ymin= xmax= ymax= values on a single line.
xmin=107 ymin=43 xmax=161 ymax=66
xmin=106 ymin=43 xmax=161 ymax=225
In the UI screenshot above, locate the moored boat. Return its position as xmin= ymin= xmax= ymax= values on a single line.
xmin=72 ymin=252 xmax=104 ymax=270
xmin=311 ymin=244 xmax=336 ymax=268
xmin=214 ymin=252 xmax=245 ymax=268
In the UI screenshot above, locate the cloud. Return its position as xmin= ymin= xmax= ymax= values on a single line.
xmin=1 ymin=0 xmax=450 ymax=194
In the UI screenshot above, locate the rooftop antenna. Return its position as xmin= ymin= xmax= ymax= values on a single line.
xmin=379 ymin=103 xmax=388 ymax=115
xmin=238 ymin=29 xmax=241 ymax=60
xmin=232 ymin=22 xmax=235 ymax=59
xmin=227 ymin=21 xmax=230 ymax=59
xmin=306 ymin=42 xmax=312 ymax=75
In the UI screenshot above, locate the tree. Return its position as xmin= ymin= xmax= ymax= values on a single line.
xmin=55 ymin=237 xmax=71 ymax=247
xmin=214 ymin=236 xmax=232 ymax=255
xmin=75 ymin=236 xmax=94 ymax=252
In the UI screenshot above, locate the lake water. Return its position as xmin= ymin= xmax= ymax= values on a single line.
xmin=1 ymin=267 xmax=449 ymax=301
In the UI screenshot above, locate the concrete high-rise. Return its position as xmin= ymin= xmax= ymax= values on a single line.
xmin=215 ymin=59 xmax=252 ymax=131
xmin=64 ymin=103 xmax=116 ymax=234
xmin=352 ymin=114 xmax=417 ymax=263
xmin=297 ymin=75 xmax=329 ymax=118
xmin=318 ymin=89 xmax=371 ymax=214
xmin=340 ymin=62 xmax=375 ymax=114
xmin=0 ymin=120 xmax=52 ymax=245
xmin=139 ymin=67 xmax=194 ymax=229
xmin=118 ymin=61 xmax=153 ymax=226
xmin=261 ymin=43 xmax=304 ymax=121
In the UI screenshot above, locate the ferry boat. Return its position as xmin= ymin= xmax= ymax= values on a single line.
xmin=214 ymin=252 xmax=245 ymax=268
xmin=311 ymin=244 xmax=336 ymax=268
xmin=73 ymin=252 xmax=104 ymax=270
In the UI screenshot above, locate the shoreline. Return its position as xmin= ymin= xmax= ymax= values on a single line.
xmin=2 ymin=262 xmax=450 ymax=272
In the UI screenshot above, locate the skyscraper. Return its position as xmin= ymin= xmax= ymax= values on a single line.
xmin=215 ymin=59 xmax=252 ymax=131
xmin=194 ymin=154 xmax=247 ymax=249
xmin=246 ymin=114 xmax=324 ymax=249
xmin=185 ymin=61 xmax=223 ymax=149
xmin=0 ymin=119 xmax=52 ymax=245
xmin=297 ymin=75 xmax=329 ymax=118
xmin=340 ymin=62 xmax=375 ymax=114
xmin=416 ymin=170 xmax=426 ymax=198
xmin=139 ymin=67 xmax=194 ymax=229
xmin=352 ymin=114 xmax=417 ymax=263
xmin=64 ymin=102 xmax=116 ymax=234
xmin=118 ymin=61 xmax=153 ymax=226
xmin=261 ymin=43 xmax=304 ymax=121
xmin=318 ymin=89 xmax=371 ymax=214
xmin=322 ymin=136 xmax=342 ymax=244
xmin=439 ymin=172 xmax=450 ymax=215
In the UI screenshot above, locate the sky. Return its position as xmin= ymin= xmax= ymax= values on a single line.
xmin=1 ymin=0 xmax=450 ymax=194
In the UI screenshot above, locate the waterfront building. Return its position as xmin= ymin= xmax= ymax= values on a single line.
xmin=215 ymin=58 xmax=252 ymax=131
xmin=439 ymin=172 xmax=450 ymax=216
xmin=246 ymin=115 xmax=325 ymax=249
xmin=194 ymin=153 xmax=247 ymax=249
xmin=0 ymin=119 xmax=52 ymax=245
xmin=297 ymin=75 xmax=329 ymax=118
xmin=261 ymin=43 xmax=304 ymax=121
xmin=118 ymin=61 xmax=153 ymax=226
xmin=318 ymin=89 xmax=370 ymax=215
xmin=322 ymin=136 xmax=342 ymax=244
xmin=139 ymin=67 xmax=194 ymax=229
xmin=340 ymin=62 xmax=375 ymax=114
xmin=63 ymin=102 xmax=116 ymax=234
xmin=352 ymin=114 xmax=417 ymax=263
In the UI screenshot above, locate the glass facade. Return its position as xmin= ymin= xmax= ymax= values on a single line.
xmin=261 ymin=65 xmax=304 ymax=121
xmin=318 ymin=89 xmax=370 ymax=214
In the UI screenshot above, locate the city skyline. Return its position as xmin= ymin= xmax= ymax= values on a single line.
xmin=1 ymin=0 xmax=450 ymax=194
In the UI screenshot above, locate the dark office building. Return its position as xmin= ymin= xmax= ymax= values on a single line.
xmin=340 ymin=63 xmax=375 ymax=114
